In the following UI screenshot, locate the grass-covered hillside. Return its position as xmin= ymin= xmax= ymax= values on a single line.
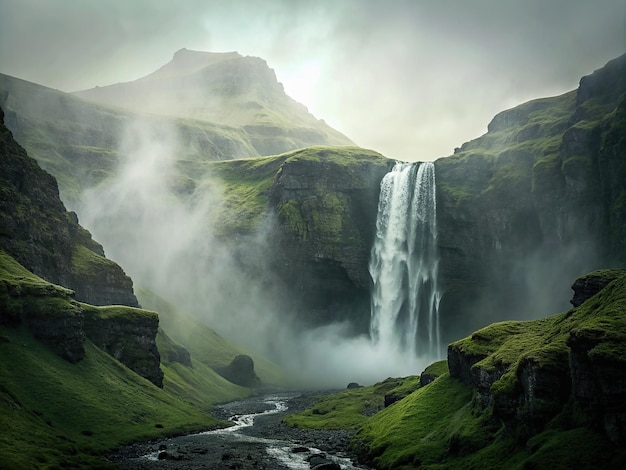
xmin=137 ymin=287 xmax=291 ymax=391
xmin=0 ymin=72 xmax=260 ymax=203
xmin=0 ymin=249 xmax=290 ymax=468
xmin=286 ymin=270 xmax=626 ymax=469
xmin=0 ymin=251 xmax=217 ymax=468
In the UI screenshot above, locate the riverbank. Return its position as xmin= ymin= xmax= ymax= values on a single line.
xmin=108 ymin=392 xmax=370 ymax=469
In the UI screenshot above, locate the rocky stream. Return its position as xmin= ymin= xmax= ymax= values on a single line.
xmin=108 ymin=392 xmax=372 ymax=469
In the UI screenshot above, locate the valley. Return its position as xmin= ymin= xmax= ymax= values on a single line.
xmin=1 ymin=46 xmax=625 ymax=469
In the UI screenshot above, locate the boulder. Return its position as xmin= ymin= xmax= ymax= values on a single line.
xmin=216 ymin=355 xmax=260 ymax=387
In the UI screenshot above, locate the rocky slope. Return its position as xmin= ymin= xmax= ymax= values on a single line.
xmin=345 ymin=269 xmax=626 ymax=469
xmin=448 ymin=268 xmax=626 ymax=445
xmin=0 ymin=106 xmax=138 ymax=307
xmin=74 ymin=48 xmax=354 ymax=156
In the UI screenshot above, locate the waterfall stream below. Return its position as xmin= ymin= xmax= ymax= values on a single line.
xmin=109 ymin=393 xmax=369 ymax=469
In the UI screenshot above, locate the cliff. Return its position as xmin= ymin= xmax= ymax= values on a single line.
xmin=433 ymin=53 xmax=626 ymax=343
xmin=82 ymin=305 xmax=164 ymax=387
xmin=267 ymin=146 xmax=391 ymax=328
xmin=349 ymin=269 xmax=626 ymax=469
xmin=0 ymin=106 xmax=139 ymax=307
xmin=448 ymin=269 xmax=626 ymax=444
xmin=0 ymin=105 xmax=165 ymax=386
xmin=0 ymin=248 xmax=163 ymax=386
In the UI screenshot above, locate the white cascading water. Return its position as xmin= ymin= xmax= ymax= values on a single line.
xmin=369 ymin=161 xmax=442 ymax=358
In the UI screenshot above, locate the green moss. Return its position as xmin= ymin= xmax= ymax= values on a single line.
xmin=284 ymin=376 xmax=420 ymax=431
xmin=422 ymin=359 xmax=449 ymax=377
xmin=0 ymin=327 xmax=217 ymax=469
xmin=82 ymin=304 xmax=159 ymax=325
xmin=277 ymin=198 xmax=307 ymax=240
xmin=71 ymin=244 xmax=120 ymax=277
xmin=354 ymin=374 xmax=475 ymax=469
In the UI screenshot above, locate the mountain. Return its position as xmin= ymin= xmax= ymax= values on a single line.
xmin=74 ymin=48 xmax=354 ymax=155
xmin=0 ymin=73 xmax=261 ymax=203
xmin=6 ymin=54 xmax=624 ymax=348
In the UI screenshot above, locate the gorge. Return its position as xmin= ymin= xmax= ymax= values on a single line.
xmin=1 ymin=48 xmax=625 ymax=468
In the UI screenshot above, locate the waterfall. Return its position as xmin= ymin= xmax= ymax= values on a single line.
xmin=369 ymin=161 xmax=441 ymax=358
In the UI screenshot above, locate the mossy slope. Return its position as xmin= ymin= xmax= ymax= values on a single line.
xmin=0 ymin=327 xmax=218 ymax=469
xmin=0 ymin=251 xmax=285 ymax=468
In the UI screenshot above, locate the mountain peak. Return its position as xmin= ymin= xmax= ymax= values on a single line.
xmin=142 ymin=48 xmax=242 ymax=82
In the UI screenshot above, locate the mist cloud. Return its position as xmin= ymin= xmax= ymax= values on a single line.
xmin=74 ymin=117 xmax=429 ymax=388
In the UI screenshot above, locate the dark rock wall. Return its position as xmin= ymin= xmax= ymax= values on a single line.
xmin=83 ymin=307 xmax=164 ymax=387
xmin=434 ymin=54 xmax=626 ymax=343
xmin=268 ymin=148 xmax=391 ymax=330
xmin=0 ymin=106 xmax=139 ymax=307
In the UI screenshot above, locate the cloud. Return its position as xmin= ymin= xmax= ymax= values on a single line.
xmin=1 ymin=0 xmax=623 ymax=160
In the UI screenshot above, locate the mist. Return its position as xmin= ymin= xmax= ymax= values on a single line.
xmin=75 ymin=117 xmax=431 ymax=388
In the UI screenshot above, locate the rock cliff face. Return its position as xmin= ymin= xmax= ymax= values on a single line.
xmin=83 ymin=306 xmax=164 ymax=387
xmin=267 ymin=147 xmax=391 ymax=329
xmin=448 ymin=269 xmax=626 ymax=444
xmin=433 ymin=53 xmax=626 ymax=343
xmin=1 ymin=251 xmax=163 ymax=387
xmin=1 ymin=106 xmax=163 ymax=386
xmin=0 ymin=256 xmax=86 ymax=363
xmin=0 ymin=106 xmax=139 ymax=307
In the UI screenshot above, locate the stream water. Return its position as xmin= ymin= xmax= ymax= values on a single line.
xmin=110 ymin=393 xmax=370 ymax=469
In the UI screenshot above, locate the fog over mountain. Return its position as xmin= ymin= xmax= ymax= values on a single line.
xmin=1 ymin=0 xmax=624 ymax=161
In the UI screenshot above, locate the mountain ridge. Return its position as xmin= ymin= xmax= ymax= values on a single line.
xmin=73 ymin=48 xmax=354 ymax=155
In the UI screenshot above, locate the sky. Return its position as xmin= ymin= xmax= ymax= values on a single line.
xmin=0 ymin=0 xmax=624 ymax=162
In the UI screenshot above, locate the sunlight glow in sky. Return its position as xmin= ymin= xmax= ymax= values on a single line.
xmin=0 ymin=0 xmax=624 ymax=161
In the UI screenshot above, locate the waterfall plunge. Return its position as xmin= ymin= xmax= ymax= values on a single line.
xmin=369 ymin=161 xmax=442 ymax=358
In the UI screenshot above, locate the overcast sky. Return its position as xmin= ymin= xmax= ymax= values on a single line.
xmin=0 ymin=0 xmax=624 ymax=161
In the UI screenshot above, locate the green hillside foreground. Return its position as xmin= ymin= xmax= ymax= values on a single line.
xmin=0 ymin=250 xmax=283 ymax=468
xmin=286 ymin=271 xmax=626 ymax=469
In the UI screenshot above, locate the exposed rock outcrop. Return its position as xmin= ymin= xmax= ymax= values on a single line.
xmin=449 ymin=270 xmax=626 ymax=444
xmin=268 ymin=146 xmax=391 ymax=330
xmin=215 ymin=354 xmax=259 ymax=388
xmin=570 ymin=268 xmax=626 ymax=307
xmin=83 ymin=306 xmax=164 ymax=387
xmin=0 ymin=261 xmax=86 ymax=363
xmin=0 ymin=106 xmax=139 ymax=307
